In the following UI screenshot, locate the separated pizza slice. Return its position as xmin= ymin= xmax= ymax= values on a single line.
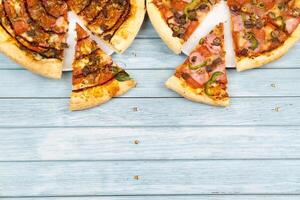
xmin=147 ymin=0 xmax=222 ymax=54
xmin=67 ymin=0 xmax=146 ymax=54
xmin=0 ymin=0 xmax=68 ymax=79
xmin=166 ymin=23 xmax=229 ymax=107
xmin=70 ymin=24 xmax=136 ymax=111
xmin=228 ymin=0 xmax=300 ymax=71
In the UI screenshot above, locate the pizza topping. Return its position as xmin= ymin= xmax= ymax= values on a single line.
xmin=87 ymin=0 xmax=131 ymax=41
xmin=230 ymin=0 xmax=300 ymax=58
xmin=285 ymin=17 xmax=300 ymax=33
xmin=153 ymin=0 xmax=220 ymax=41
xmin=204 ymin=71 xmax=226 ymax=97
xmin=115 ymin=71 xmax=131 ymax=82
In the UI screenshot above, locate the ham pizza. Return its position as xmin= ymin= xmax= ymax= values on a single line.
xmin=228 ymin=0 xmax=300 ymax=71
xmin=166 ymin=23 xmax=229 ymax=106
xmin=147 ymin=0 xmax=221 ymax=54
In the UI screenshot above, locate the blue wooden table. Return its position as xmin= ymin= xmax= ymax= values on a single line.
xmin=1 ymin=17 xmax=300 ymax=199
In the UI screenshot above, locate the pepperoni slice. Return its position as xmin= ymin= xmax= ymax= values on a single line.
xmin=42 ymin=0 xmax=68 ymax=18
xmin=26 ymin=0 xmax=67 ymax=33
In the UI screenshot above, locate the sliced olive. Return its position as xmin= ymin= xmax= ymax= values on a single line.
xmin=244 ymin=20 xmax=254 ymax=29
xmin=212 ymin=37 xmax=221 ymax=46
xmin=268 ymin=12 xmax=276 ymax=19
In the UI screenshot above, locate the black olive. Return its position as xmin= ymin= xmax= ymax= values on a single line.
xmin=206 ymin=65 xmax=213 ymax=73
xmin=212 ymin=37 xmax=221 ymax=46
xmin=198 ymin=4 xmax=208 ymax=10
xmin=230 ymin=5 xmax=240 ymax=12
xmin=212 ymin=57 xmax=222 ymax=66
xmin=255 ymin=20 xmax=264 ymax=29
xmin=239 ymin=48 xmax=248 ymax=56
xmin=182 ymin=73 xmax=190 ymax=80
xmin=244 ymin=20 xmax=254 ymax=29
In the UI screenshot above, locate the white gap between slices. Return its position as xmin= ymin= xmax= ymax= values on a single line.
xmin=63 ymin=11 xmax=114 ymax=71
xmin=182 ymin=0 xmax=237 ymax=68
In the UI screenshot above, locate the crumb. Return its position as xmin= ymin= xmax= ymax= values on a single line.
xmin=133 ymin=175 xmax=140 ymax=180
xmin=133 ymin=107 xmax=139 ymax=112
xmin=271 ymin=83 xmax=276 ymax=88
xmin=273 ymin=107 xmax=281 ymax=112
xmin=134 ymin=140 xmax=140 ymax=145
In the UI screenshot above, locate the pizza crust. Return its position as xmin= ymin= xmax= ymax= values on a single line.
xmin=146 ymin=0 xmax=183 ymax=54
xmin=236 ymin=24 xmax=300 ymax=72
xmin=165 ymin=75 xmax=230 ymax=107
xmin=0 ymin=26 xmax=63 ymax=79
xmin=70 ymin=79 xmax=136 ymax=111
xmin=110 ymin=0 xmax=146 ymax=53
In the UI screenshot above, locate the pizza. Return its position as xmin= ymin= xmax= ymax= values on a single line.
xmin=165 ymin=23 xmax=229 ymax=107
xmin=0 ymin=0 xmax=69 ymax=79
xmin=67 ymin=0 xmax=146 ymax=54
xmin=147 ymin=0 xmax=221 ymax=54
xmin=70 ymin=24 xmax=136 ymax=111
xmin=228 ymin=0 xmax=300 ymax=71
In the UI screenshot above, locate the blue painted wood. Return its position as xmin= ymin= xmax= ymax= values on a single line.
xmin=2 ymin=196 xmax=299 ymax=200
xmin=1 ymin=160 xmax=300 ymax=196
xmin=1 ymin=69 xmax=300 ymax=98
xmin=0 ymin=127 xmax=300 ymax=161
xmin=0 ymin=98 xmax=299 ymax=127
xmin=0 ymin=17 xmax=300 ymax=200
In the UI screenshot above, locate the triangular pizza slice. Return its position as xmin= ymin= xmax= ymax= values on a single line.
xmin=228 ymin=0 xmax=300 ymax=71
xmin=70 ymin=24 xmax=136 ymax=111
xmin=67 ymin=0 xmax=146 ymax=53
xmin=166 ymin=23 xmax=229 ymax=107
xmin=147 ymin=0 xmax=222 ymax=54
xmin=0 ymin=0 xmax=68 ymax=79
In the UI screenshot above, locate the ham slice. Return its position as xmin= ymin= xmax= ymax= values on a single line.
xmin=285 ymin=17 xmax=300 ymax=34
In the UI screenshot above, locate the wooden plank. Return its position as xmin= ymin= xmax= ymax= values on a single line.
xmin=1 ymin=127 xmax=300 ymax=161
xmin=0 ymin=39 xmax=299 ymax=70
xmin=1 ymin=196 xmax=300 ymax=200
xmin=0 ymin=98 xmax=299 ymax=127
xmin=1 ymin=160 xmax=300 ymax=196
xmin=0 ymin=69 xmax=300 ymax=98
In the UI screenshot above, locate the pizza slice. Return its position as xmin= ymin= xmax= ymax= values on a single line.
xmin=228 ymin=0 xmax=300 ymax=71
xmin=166 ymin=23 xmax=229 ymax=107
xmin=67 ymin=0 xmax=146 ymax=54
xmin=70 ymin=24 xmax=136 ymax=111
xmin=147 ymin=0 xmax=221 ymax=54
xmin=0 ymin=0 xmax=68 ymax=79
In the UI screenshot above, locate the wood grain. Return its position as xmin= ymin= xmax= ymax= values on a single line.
xmin=1 ymin=69 xmax=300 ymax=98
xmin=0 ymin=127 xmax=300 ymax=161
xmin=1 ymin=160 xmax=300 ymax=196
xmin=0 ymin=98 xmax=299 ymax=127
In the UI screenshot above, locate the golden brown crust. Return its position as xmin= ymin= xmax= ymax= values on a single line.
xmin=70 ymin=79 xmax=136 ymax=111
xmin=0 ymin=26 xmax=62 ymax=79
xmin=146 ymin=0 xmax=183 ymax=54
xmin=110 ymin=0 xmax=146 ymax=53
xmin=236 ymin=24 xmax=300 ymax=71
xmin=165 ymin=76 xmax=230 ymax=107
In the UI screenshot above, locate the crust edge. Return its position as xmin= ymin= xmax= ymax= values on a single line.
xmin=0 ymin=27 xmax=62 ymax=79
xmin=110 ymin=0 xmax=146 ymax=53
xmin=70 ymin=79 xmax=136 ymax=111
xmin=236 ymin=24 xmax=300 ymax=72
xmin=165 ymin=75 xmax=230 ymax=107
xmin=146 ymin=0 xmax=183 ymax=54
